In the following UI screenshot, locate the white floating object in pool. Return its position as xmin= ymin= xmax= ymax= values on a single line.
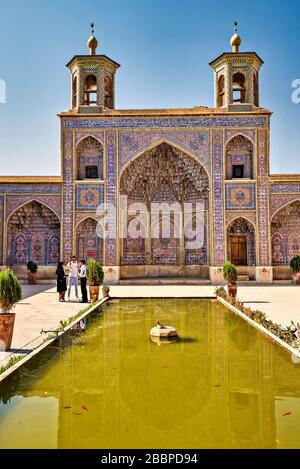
xmin=150 ymin=321 xmax=178 ymax=338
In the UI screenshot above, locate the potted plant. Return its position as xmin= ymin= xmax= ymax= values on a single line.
xmin=290 ymin=255 xmax=300 ymax=285
xmin=86 ymin=259 xmax=104 ymax=303
xmin=222 ymin=261 xmax=238 ymax=298
xmin=0 ymin=269 xmax=22 ymax=350
xmin=27 ymin=260 xmax=38 ymax=285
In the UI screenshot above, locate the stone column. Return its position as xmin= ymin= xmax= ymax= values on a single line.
xmin=104 ymin=130 xmax=120 ymax=284
xmin=224 ymin=65 xmax=232 ymax=106
xmin=210 ymin=130 xmax=226 ymax=285
xmin=256 ymin=128 xmax=273 ymax=283
xmin=62 ymin=130 xmax=74 ymax=263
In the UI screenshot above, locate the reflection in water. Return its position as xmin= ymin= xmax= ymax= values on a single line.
xmin=0 ymin=299 xmax=300 ymax=448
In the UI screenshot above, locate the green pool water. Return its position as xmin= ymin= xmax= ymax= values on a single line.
xmin=1 ymin=298 xmax=300 ymax=449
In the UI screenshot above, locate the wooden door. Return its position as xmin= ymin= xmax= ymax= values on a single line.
xmin=230 ymin=236 xmax=247 ymax=266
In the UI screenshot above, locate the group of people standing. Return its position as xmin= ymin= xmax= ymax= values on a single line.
xmin=56 ymin=256 xmax=88 ymax=303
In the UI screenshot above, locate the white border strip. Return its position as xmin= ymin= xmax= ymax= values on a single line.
xmin=0 ymin=297 xmax=109 ymax=383
xmin=217 ymin=296 xmax=300 ymax=359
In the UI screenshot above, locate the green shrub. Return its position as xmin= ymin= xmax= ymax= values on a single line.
xmin=0 ymin=269 xmax=22 ymax=314
xmin=290 ymin=255 xmax=300 ymax=273
xmin=86 ymin=259 xmax=104 ymax=286
xmin=222 ymin=262 xmax=238 ymax=284
xmin=27 ymin=260 xmax=38 ymax=273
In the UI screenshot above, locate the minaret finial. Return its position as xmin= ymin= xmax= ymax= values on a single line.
xmin=230 ymin=21 xmax=241 ymax=53
xmin=87 ymin=22 xmax=98 ymax=55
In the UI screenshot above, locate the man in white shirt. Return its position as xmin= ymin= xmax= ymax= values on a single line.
xmin=66 ymin=256 xmax=79 ymax=301
xmin=79 ymin=259 xmax=88 ymax=303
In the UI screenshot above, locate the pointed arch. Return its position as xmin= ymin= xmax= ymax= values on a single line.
xmin=7 ymin=200 xmax=60 ymax=266
xmin=271 ymin=200 xmax=300 ymax=265
xmin=75 ymin=216 xmax=103 ymax=263
xmin=226 ymin=216 xmax=256 ymax=266
xmin=226 ymin=134 xmax=253 ymax=180
xmin=76 ymin=135 xmax=103 ymax=180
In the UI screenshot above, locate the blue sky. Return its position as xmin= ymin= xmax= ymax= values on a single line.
xmin=0 ymin=0 xmax=299 ymax=175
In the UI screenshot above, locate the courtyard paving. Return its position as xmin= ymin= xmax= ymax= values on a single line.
xmin=0 ymin=285 xmax=91 ymax=370
xmin=1 ymin=283 xmax=300 ymax=373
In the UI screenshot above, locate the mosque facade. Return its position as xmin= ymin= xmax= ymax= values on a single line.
xmin=0 ymin=26 xmax=299 ymax=284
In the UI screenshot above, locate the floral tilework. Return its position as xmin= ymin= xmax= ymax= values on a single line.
xmin=64 ymin=116 xmax=267 ymax=130
xmin=62 ymin=131 xmax=74 ymax=262
xmin=0 ymin=184 xmax=61 ymax=194
xmin=226 ymin=184 xmax=256 ymax=210
xmin=118 ymin=130 xmax=210 ymax=172
xmin=270 ymin=194 xmax=300 ymax=216
xmin=212 ymin=130 xmax=225 ymax=266
xmin=225 ymin=129 xmax=255 ymax=144
xmin=270 ymin=184 xmax=300 ymax=193
xmin=257 ymin=129 xmax=270 ymax=266
xmin=75 ymin=185 xmax=104 ymax=211
xmin=105 ymin=131 xmax=117 ymax=265
xmin=6 ymin=195 xmax=61 ymax=219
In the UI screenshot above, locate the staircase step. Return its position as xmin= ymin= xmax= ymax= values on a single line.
xmin=237 ymin=275 xmax=250 ymax=281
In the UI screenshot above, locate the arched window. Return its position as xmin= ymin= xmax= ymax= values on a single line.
xmin=226 ymin=135 xmax=253 ymax=180
xmin=84 ymin=75 xmax=97 ymax=106
xmin=77 ymin=136 xmax=103 ymax=180
xmin=218 ymin=75 xmax=225 ymax=107
xmin=232 ymin=72 xmax=246 ymax=103
xmin=253 ymin=72 xmax=259 ymax=107
xmin=72 ymin=75 xmax=77 ymax=108
xmin=104 ymin=76 xmax=113 ymax=108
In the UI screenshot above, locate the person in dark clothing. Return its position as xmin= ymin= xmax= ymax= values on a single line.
xmin=79 ymin=259 xmax=88 ymax=303
xmin=56 ymin=261 xmax=67 ymax=302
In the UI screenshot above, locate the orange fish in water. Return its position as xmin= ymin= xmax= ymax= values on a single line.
xmin=283 ymin=411 xmax=292 ymax=416
xmin=81 ymin=406 xmax=88 ymax=411
xmin=62 ymin=406 xmax=71 ymax=409
xmin=73 ymin=412 xmax=82 ymax=416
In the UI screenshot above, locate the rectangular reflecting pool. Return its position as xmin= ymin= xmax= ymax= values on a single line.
xmin=1 ymin=298 xmax=300 ymax=449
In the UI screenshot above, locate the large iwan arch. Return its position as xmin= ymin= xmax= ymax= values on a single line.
xmin=7 ymin=200 xmax=60 ymax=266
xmin=119 ymin=142 xmax=209 ymax=275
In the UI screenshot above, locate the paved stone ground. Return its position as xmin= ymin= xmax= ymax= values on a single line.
xmin=110 ymin=284 xmax=300 ymax=327
xmin=0 ymin=285 xmax=90 ymax=368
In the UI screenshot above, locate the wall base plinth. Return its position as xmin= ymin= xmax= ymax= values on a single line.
xmin=209 ymin=266 xmax=225 ymax=285
xmin=255 ymin=266 xmax=273 ymax=284
xmin=103 ymin=266 xmax=120 ymax=285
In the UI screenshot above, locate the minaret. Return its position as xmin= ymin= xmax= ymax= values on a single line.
xmin=209 ymin=22 xmax=263 ymax=110
xmin=66 ymin=23 xmax=120 ymax=113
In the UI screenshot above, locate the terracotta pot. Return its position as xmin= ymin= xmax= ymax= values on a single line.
xmin=89 ymin=285 xmax=100 ymax=303
xmin=228 ymin=283 xmax=237 ymax=298
xmin=0 ymin=313 xmax=15 ymax=351
xmin=28 ymin=271 xmax=37 ymax=285
xmin=292 ymin=272 xmax=300 ymax=285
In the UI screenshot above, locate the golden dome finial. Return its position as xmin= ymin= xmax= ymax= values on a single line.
xmin=230 ymin=21 xmax=241 ymax=53
xmin=87 ymin=22 xmax=98 ymax=55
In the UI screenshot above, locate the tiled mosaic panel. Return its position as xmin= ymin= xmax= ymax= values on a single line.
xmin=62 ymin=131 xmax=74 ymax=262
xmin=76 ymin=136 xmax=103 ymax=180
xmin=226 ymin=135 xmax=253 ymax=179
xmin=225 ymin=129 xmax=255 ymax=144
xmin=212 ymin=130 xmax=225 ymax=266
xmin=105 ymin=131 xmax=117 ymax=265
xmin=119 ymin=130 xmax=210 ymax=172
xmin=6 ymin=195 xmax=61 ymax=219
xmin=0 ymin=196 xmax=3 ymax=264
xmin=270 ymin=184 xmax=300 ymax=193
xmin=271 ymin=200 xmax=300 ymax=265
xmin=75 ymin=184 xmax=104 ymax=211
xmin=74 ymin=130 xmax=104 ymax=146
xmin=64 ymin=116 xmax=267 ymax=129
xmin=270 ymin=194 xmax=300 ymax=216
xmin=76 ymin=217 xmax=103 ymax=263
xmin=257 ymin=129 xmax=269 ymax=265
xmin=226 ymin=184 xmax=256 ymax=210
xmin=7 ymin=201 xmax=60 ymax=265
xmin=0 ymin=184 xmax=61 ymax=194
